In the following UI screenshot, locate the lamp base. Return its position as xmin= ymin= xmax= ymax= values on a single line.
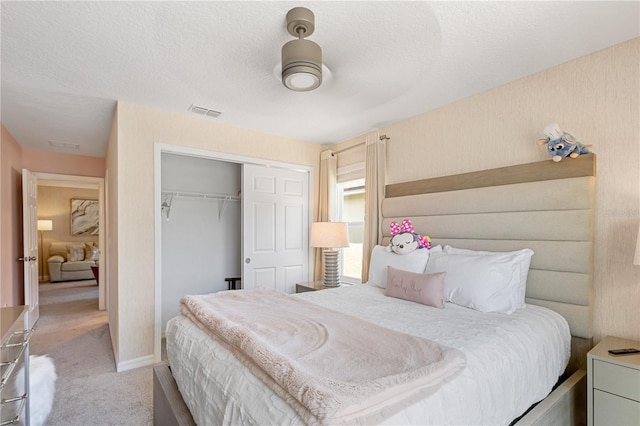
xmin=322 ymin=249 xmax=340 ymax=287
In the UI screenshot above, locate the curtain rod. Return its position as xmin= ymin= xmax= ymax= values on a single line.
xmin=332 ymin=134 xmax=390 ymax=156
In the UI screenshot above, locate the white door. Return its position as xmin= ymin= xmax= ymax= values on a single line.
xmin=22 ymin=169 xmax=39 ymax=328
xmin=242 ymin=164 xmax=309 ymax=293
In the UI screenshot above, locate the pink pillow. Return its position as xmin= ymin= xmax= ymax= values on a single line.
xmin=384 ymin=266 xmax=446 ymax=308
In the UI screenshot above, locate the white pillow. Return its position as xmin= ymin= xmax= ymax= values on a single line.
xmin=424 ymin=252 xmax=521 ymax=314
xmin=443 ymin=245 xmax=534 ymax=309
xmin=367 ymin=245 xmax=439 ymax=289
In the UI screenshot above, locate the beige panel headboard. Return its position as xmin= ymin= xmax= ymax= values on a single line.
xmin=382 ymin=154 xmax=596 ymax=373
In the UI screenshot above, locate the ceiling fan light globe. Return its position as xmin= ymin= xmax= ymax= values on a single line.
xmin=283 ymin=71 xmax=320 ymax=92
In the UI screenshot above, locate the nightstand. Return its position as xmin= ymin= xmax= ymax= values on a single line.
xmin=295 ymin=281 xmax=342 ymax=293
xmin=587 ymin=336 xmax=640 ymax=425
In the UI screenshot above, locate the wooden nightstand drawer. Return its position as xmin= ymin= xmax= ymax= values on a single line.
xmin=593 ymin=359 xmax=640 ymax=402
xmin=593 ymin=389 xmax=640 ymax=425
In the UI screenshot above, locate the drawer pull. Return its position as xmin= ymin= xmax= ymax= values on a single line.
xmin=1 ymin=342 xmax=26 ymax=349
xmin=0 ymin=332 xmax=31 ymax=387
xmin=1 ymin=394 xmax=27 ymax=404
xmin=0 ymin=416 xmax=20 ymax=426
xmin=0 ymin=394 xmax=26 ymax=425
xmin=1 ymin=328 xmax=33 ymax=349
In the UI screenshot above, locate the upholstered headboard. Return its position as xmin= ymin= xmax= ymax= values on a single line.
xmin=381 ymin=154 xmax=596 ymax=373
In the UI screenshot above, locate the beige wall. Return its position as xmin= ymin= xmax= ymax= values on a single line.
xmin=22 ymin=148 xmax=105 ymax=177
xmin=336 ymin=38 xmax=640 ymax=343
xmin=1 ymin=124 xmax=25 ymax=307
xmin=37 ymin=186 xmax=99 ymax=279
xmin=110 ymin=101 xmax=323 ymax=365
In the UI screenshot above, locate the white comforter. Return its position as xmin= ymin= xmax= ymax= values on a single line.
xmin=166 ymin=284 xmax=571 ymax=425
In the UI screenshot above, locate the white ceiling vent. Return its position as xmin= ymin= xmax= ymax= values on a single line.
xmin=48 ymin=140 xmax=80 ymax=149
xmin=188 ymin=104 xmax=222 ymax=118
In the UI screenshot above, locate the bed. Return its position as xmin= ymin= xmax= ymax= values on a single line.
xmin=154 ymin=154 xmax=596 ymax=425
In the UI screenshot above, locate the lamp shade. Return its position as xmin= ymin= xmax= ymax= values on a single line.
xmin=37 ymin=220 xmax=53 ymax=231
xmin=310 ymin=222 xmax=349 ymax=248
xmin=634 ymin=223 xmax=640 ymax=266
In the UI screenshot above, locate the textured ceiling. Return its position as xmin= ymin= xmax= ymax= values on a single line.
xmin=1 ymin=1 xmax=639 ymax=157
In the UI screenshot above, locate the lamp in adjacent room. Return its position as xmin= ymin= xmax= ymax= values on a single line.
xmin=37 ymin=219 xmax=53 ymax=281
xmin=634 ymin=223 xmax=640 ymax=266
xmin=311 ymin=222 xmax=349 ymax=287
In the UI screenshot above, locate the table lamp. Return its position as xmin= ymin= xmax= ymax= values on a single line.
xmin=311 ymin=222 xmax=349 ymax=287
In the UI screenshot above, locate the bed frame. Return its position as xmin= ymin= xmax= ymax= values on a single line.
xmin=382 ymin=154 xmax=595 ymax=425
xmin=153 ymin=154 xmax=596 ymax=426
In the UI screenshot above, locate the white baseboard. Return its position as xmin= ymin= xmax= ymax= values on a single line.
xmin=116 ymin=354 xmax=155 ymax=373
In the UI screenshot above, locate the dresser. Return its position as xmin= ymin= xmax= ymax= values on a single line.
xmin=1 ymin=306 xmax=31 ymax=426
xmin=587 ymin=335 xmax=640 ymax=426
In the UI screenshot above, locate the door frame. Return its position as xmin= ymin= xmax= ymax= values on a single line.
xmin=153 ymin=142 xmax=314 ymax=362
xmin=34 ymin=172 xmax=106 ymax=310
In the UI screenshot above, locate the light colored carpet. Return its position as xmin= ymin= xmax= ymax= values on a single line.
xmin=31 ymin=281 xmax=152 ymax=426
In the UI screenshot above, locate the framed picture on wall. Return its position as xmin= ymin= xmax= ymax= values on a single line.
xmin=71 ymin=199 xmax=99 ymax=236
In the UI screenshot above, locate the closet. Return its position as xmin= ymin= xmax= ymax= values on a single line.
xmin=158 ymin=150 xmax=312 ymax=336
xmin=161 ymin=153 xmax=241 ymax=331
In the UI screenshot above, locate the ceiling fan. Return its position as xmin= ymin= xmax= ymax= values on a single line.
xmin=281 ymin=7 xmax=323 ymax=92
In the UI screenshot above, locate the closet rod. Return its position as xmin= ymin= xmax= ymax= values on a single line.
xmin=162 ymin=190 xmax=240 ymax=201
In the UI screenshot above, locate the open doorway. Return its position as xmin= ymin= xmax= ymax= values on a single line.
xmin=33 ymin=172 xmax=106 ymax=310
xmin=25 ymin=170 xmax=118 ymax=423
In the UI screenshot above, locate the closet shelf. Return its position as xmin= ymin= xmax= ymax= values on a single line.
xmin=161 ymin=190 xmax=240 ymax=222
xmin=161 ymin=190 xmax=240 ymax=201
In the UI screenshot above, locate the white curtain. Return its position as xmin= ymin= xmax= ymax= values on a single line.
xmin=361 ymin=133 xmax=386 ymax=282
xmin=314 ymin=150 xmax=337 ymax=280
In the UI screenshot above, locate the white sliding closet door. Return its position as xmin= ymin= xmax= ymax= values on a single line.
xmin=242 ymin=164 xmax=309 ymax=293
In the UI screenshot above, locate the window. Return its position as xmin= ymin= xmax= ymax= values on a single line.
xmin=337 ymin=179 xmax=365 ymax=283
